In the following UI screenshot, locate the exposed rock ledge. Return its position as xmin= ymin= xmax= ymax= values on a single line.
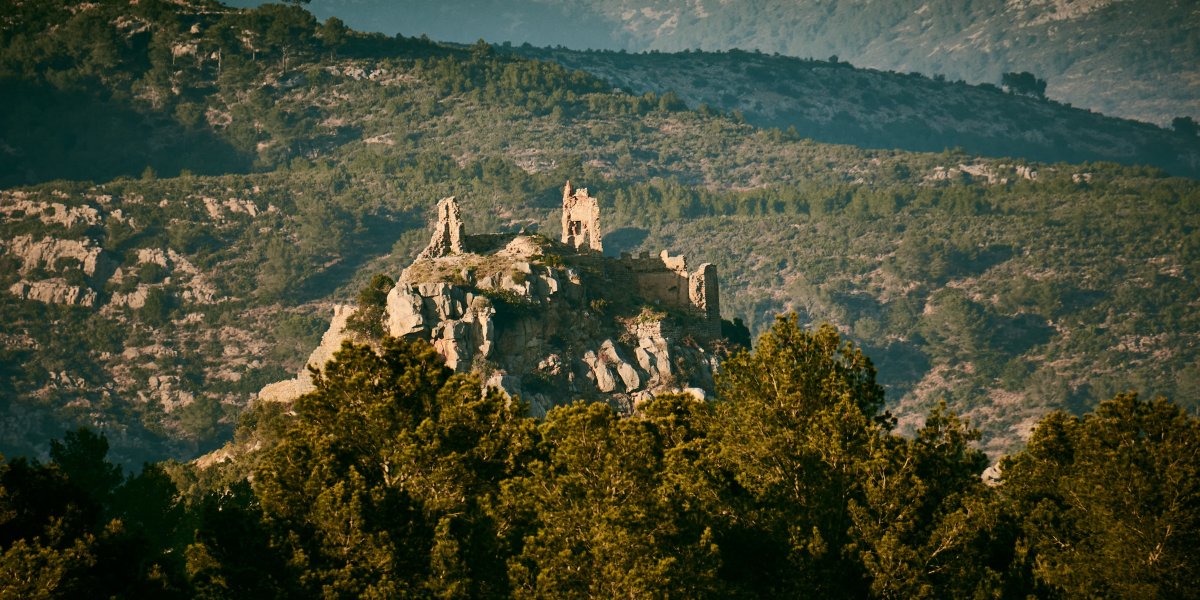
xmin=9 ymin=279 xmax=97 ymax=307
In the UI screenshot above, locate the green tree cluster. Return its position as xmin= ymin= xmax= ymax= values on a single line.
xmin=344 ymin=273 xmax=395 ymax=340
xmin=2 ymin=317 xmax=1197 ymax=597
xmin=1001 ymin=71 xmax=1048 ymax=99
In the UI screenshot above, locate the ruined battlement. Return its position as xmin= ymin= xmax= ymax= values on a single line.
xmin=561 ymin=181 xmax=602 ymax=252
xmin=418 ymin=196 xmax=465 ymax=259
xmin=620 ymin=250 xmax=687 ymax=273
xmin=611 ymin=249 xmax=720 ymax=338
xmin=411 ymin=183 xmax=721 ymax=340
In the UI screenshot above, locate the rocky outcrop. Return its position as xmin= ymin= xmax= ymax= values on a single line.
xmin=6 ymin=235 xmax=106 ymax=276
xmin=139 ymin=374 xmax=195 ymax=413
xmin=200 ymin=195 xmax=259 ymax=221
xmin=9 ymin=279 xmax=97 ymax=306
xmin=136 ymin=247 xmax=170 ymax=267
xmin=384 ymin=227 xmax=723 ymax=415
xmin=928 ymin=163 xmax=1042 ymax=185
xmin=109 ymin=285 xmax=151 ymax=309
xmin=266 ymin=184 xmax=731 ymax=416
xmin=386 ymin=282 xmax=496 ymax=370
xmin=0 ymin=193 xmax=102 ymax=228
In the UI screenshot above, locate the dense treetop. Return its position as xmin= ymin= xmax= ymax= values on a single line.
xmin=2 ymin=320 xmax=1196 ymax=597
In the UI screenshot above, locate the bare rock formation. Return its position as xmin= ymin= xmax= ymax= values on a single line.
xmin=561 ymin=181 xmax=603 ymax=252
xmin=385 ymin=242 xmax=722 ymax=415
xmin=6 ymin=235 xmax=106 ymax=277
xmin=0 ymin=192 xmax=102 ymax=228
xmin=418 ymin=196 xmax=465 ymax=259
xmin=9 ymin=279 xmax=97 ymax=307
xmin=387 ymin=282 xmax=496 ymax=370
xmin=381 ymin=186 xmax=726 ymax=414
xmin=108 ymin=285 xmax=151 ymax=309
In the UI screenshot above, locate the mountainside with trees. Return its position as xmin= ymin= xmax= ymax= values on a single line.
xmin=508 ymin=45 xmax=1200 ymax=177
xmin=228 ymin=0 xmax=1200 ymax=126
xmin=1 ymin=1 xmax=1198 ymax=594
xmin=0 ymin=0 xmax=1197 ymax=470
xmin=1 ymin=326 xmax=1197 ymax=597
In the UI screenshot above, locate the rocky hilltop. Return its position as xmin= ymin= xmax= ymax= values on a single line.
xmin=263 ymin=182 xmax=741 ymax=415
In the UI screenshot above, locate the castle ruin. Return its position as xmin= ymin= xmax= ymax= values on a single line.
xmin=418 ymin=196 xmax=465 ymax=259
xmin=561 ymin=181 xmax=602 ymax=252
xmin=615 ymin=250 xmax=721 ymax=339
xmin=555 ymin=181 xmax=719 ymax=336
xmin=413 ymin=182 xmax=721 ymax=340
xmin=262 ymin=181 xmax=728 ymax=410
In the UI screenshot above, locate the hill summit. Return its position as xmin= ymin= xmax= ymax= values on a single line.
xmin=262 ymin=182 xmax=743 ymax=415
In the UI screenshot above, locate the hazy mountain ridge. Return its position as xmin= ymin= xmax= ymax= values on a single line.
xmin=253 ymin=0 xmax=1200 ymax=125
xmin=547 ymin=0 xmax=1200 ymax=126
xmin=509 ymin=46 xmax=1200 ymax=177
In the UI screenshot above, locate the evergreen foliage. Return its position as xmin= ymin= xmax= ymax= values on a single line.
xmin=1001 ymin=71 xmax=1048 ymax=99
xmin=1 ymin=320 xmax=1196 ymax=597
xmin=344 ymin=273 xmax=395 ymax=339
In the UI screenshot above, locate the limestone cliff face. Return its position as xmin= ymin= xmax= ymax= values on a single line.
xmin=6 ymin=234 xmax=108 ymax=278
xmin=9 ymin=278 xmax=98 ymax=307
xmin=379 ymin=218 xmax=726 ymax=415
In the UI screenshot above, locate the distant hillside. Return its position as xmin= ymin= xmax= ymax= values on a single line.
xmin=1 ymin=0 xmax=1198 ymax=466
xmin=510 ymin=46 xmax=1200 ymax=178
xmin=228 ymin=0 xmax=1200 ymax=126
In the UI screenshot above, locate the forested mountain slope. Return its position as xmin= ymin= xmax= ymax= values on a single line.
xmin=230 ymin=0 xmax=1200 ymax=125
xmin=0 ymin=0 xmax=1197 ymax=466
xmin=511 ymin=45 xmax=1200 ymax=178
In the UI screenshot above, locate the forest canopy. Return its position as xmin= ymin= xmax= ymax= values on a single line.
xmin=1 ymin=318 xmax=1195 ymax=598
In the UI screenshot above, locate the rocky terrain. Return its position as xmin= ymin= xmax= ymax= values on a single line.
xmin=0 ymin=181 xmax=329 ymax=464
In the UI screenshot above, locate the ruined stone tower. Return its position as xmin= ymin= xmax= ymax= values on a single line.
xmin=618 ymin=250 xmax=722 ymax=339
xmin=561 ymin=181 xmax=602 ymax=252
xmin=418 ymin=196 xmax=465 ymax=259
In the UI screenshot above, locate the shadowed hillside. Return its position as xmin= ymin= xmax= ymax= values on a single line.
xmin=511 ymin=46 xmax=1200 ymax=178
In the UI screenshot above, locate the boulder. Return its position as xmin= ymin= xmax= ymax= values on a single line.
xmin=599 ymin=339 xmax=641 ymax=392
xmin=385 ymin=284 xmax=425 ymax=336
xmin=581 ymin=350 xmax=619 ymax=393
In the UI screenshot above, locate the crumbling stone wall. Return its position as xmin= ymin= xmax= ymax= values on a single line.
xmin=688 ymin=263 xmax=721 ymax=338
xmin=561 ymin=181 xmax=603 ymax=252
xmin=418 ymin=196 xmax=465 ymax=259
xmin=617 ymin=250 xmax=721 ymax=338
